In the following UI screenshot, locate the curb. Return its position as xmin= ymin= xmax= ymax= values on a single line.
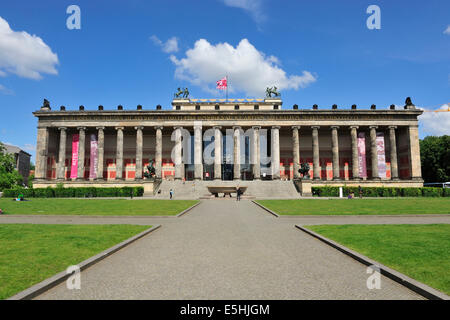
xmin=278 ymin=214 xmax=450 ymax=218
xmin=8 ymin=224 xmax=161 ymax=300
xmin=251 ymin=201 xmax=279 ymax=217
xmin=295 ymin=225 xmax=450 ymax=300
xmin=176 ymin=201 xmax=201 ymax=217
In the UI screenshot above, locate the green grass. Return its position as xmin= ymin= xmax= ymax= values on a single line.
xmin=0 ymin=224 xmax=150 ymax=299
xmin=306 ymin=224 xmax=450 ymax=295
xmin=0 ymin=199 xmax=198 ymax=216
xmin=257 ymin=198 xmax=450 ymax=215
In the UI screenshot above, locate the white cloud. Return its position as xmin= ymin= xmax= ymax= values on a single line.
xmin=0 ymin=84 xmax=13 ymax=95
xmin=222 ymin=0 xmax=265 ymax=23
xmin=22 ymin=143 xmax=36 ymax=152
xmin=150 ymin=35 xmax=179 ymax=53
xmin=0 ymin=16 xmax=59 ymax=79
xmin=444 ymin=25 xmax=450 ymax=35
xmin=169 ymin=38 xmax=317 ymax=97
xmin=419 ymin=104 xmax=450 ymax=136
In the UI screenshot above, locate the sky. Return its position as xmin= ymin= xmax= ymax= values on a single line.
xmin=0 ymin=0 xmax=449 ymax=162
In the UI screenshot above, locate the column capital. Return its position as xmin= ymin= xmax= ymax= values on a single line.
xmin=232 ymin=125 xmax=241 ymax=130
xmin=369 ymin=125 xmax=378 ymax=130
xmin=311 ymin=126 xmax=320 ymax=130
xmin=252 ymin=125 xmax=261 ymax=130
xmin=58 ymin=127 xmax=67 ymax=131
xmin=154 ymin=126 xmax=163 ymax=131
xmin=388 ymin=125 xmax=397 ymax=129
xmin=134 ymin=126 xmax=144 ymax=130
xmin=115 ymin=126 xmax=124 ymax=131
xmin=331 ymin=125 xmax=339 ymax=130
xmin=96 ymin=126 xmax=105 ymax=130
xmin=292 ymin=125 xmax=300 ymax=130
xmin=213 ymin=126 xmax=222 ymax=130
xmin=77 ymin=126 xmax=86 ymax=131
xmin=349 ymin=125 xmax=359 ymax=130
xmin=173 ymin=126 xmax=183 ymax=130
xmin=272 ymin=125 xmax=281 ymax=130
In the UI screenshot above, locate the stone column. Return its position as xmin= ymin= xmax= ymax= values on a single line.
xmin=96 ymin=127 xmax=105 ymax=180
xmin=115 ymin=127 xmax=124 ymax=180
xmin=389 ymin=126 xmax=399 ymax=180
xmin=194 ymin=125 xmax=203 ymax=180
xmin=252 ymin=126 xmax=261 ymax=180
xmin=135 ymin=126 xmax=144 ymax=180
xmin=271 ymin=126 xmax=280 ymax=180
xmin=35 ymin=127 xmax=49 ymax=180
xmin=56 ymin=127 xmax=67 ymax=180
xmin=214 ymin=126 xmax=222 ymax=180
xmin=77 ymin=127 xmax=86 ymax=180
xmin=174 ymin=126 xmax=183 ymax=180
xmin=350 ymin=126 xmax=360 ymax=180
xmin=408 ymin=125 xmax=422 ymax=180
xmin=369 ymin=126 xmax=380 ymax=180
xmin=292 ymin=126 xmax=300 ymax=179
xmin=312 ymin=126 xmax=320 ymax=180
xmin=331 ymin=126 xmax=340 ymax=180
xmin=233 ymin=126 xmax=241 ymax=180
xmin=155 ymin=126 xmax=163 ymax=179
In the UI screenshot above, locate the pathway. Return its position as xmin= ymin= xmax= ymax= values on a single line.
xmin=32 ymin=200 xmax=430 ymax=299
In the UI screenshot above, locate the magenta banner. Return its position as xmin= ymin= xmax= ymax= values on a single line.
xmin=357 ymin=132 xmax=367 ymax=178
xmin=70 ymin=134 xmax=79 ymax=179
xmin=376 ymin=132 xmax=387 ymax=178
xmin=89 ymin=134 xmax=98 ymax=179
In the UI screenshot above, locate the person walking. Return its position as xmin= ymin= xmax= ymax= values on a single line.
xmin=236 ymin=188 xmax=241 ymax=201
xmin=169 ymin=188 xmax=173 ymax=200
xmin=358 ymin=185 xmax=363 ymax=199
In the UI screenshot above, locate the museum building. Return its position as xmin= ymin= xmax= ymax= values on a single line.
xmin=33 ymin=97 xmax=423 ymax=192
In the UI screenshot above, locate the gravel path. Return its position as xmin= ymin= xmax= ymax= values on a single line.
xmin=35 ymin=200 xmax=424 ymax=300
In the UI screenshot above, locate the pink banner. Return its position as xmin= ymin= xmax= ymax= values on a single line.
xmin=376 ymin=132 xmax=387 ymax=178
xmin=70 ymin=134 xmax=79 ymax=179
xmin=89 ymin=134 xmax=98 ymax=179
xmin=357 ymin=132 xmax=367 ymax=178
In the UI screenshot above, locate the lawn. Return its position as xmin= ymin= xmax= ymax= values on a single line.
xmin=306 ymin=224 xmax=450 ymax=295
xmin=0 ymin=199 xmax=198 ymax=216
xmin=257 ymin=198 xmax=450 ymax=215
xmin=0 ymin=224 xmax=150 ymax=299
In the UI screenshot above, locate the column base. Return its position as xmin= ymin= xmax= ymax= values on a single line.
xmin=95 ymin=178 xmax=105 ymax=182
xmin=75 ymin=178 xmax=85 ymax=181
xmin=411 ymin=177 xmax=423 ymax=181
xmin=134 ymin=178 xmax=143 ymax=181
xmin=332 ymin=177 xmax=342 ymax=181
xmin=351 ymin=177 xmax=362 ymax=181
xmin=371 ymin=177 xmax=381 ymax=181
xmin=313 ymin=177 xmax=321 ymax=181
xmin=391 ymin=177 xmax=400 ymax=181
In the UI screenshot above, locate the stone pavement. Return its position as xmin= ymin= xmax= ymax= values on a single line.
xmin=29 ymin=200 xmax=439 ymax=300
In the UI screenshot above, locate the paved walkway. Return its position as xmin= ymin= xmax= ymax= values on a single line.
xmin=33 ymin=200 xmax=430 ymax=300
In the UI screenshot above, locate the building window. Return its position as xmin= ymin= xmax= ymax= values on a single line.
xmin=234 ymin=105 xmax=239 ymax=110
xmin=195 ymin=105 xmax=200 ymax=110
xmin=274 ymin=105 xmax=279 ymax=110
xmin=176 ymin=105 xmax=181 ymax=110
xmin=215 ymin=104 xmax=220 ymax=110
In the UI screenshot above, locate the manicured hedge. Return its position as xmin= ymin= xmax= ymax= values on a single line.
xmin=312 ymin=186 xmax=448 ymax=197
xmin=1 ymin=186 xmax=144 ymax=198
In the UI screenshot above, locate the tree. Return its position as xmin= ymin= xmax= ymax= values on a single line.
xmin=0 ymin=142 xmax=23 ymax=191
xmin=420 ymin=135 xmax=450 ymax=183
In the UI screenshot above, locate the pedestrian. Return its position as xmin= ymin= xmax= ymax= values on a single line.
xmin=169 ymin=188 xmax=173 ymax=199
xmin=236 ymin=188 xmax=241 ymax=201
xmin=0 ymin=208 xmax=3 ymax=214
xmin=358 ymin=185 xmax=363 ymax=199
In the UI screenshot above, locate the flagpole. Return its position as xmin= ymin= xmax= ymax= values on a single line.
xmin=226 ymin=75 xmax=228 ymax=102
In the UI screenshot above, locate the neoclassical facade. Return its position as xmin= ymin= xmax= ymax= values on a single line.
xmin=33 ymin=98 xmax=423 ymax=190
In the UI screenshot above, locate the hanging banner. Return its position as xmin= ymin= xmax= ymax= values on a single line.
xmin=70 ymin=134 xmax=79 ymax=179
xmin=89 ymin=134 xmax=98 ymax=179
xmin=357 ymin=132 xmax=367 ymax=178
xmin=376 ymin=132 xmax=387 ymax=178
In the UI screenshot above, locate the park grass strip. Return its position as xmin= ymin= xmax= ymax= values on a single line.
xmin=0 ymin=224 xmax=152 ymax=299
xmin=256 ymin=198 xmax=450 ymax=215
xmin=0 ymin=199 xmax=199 ymax=216
xmin=302 ymin=224 xmax=450 ymax=297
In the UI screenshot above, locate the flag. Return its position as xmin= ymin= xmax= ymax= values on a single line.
xmin=216 ymin=77 xmax=227 ymax=90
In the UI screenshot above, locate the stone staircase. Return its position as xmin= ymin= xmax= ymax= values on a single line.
xmin=148 ymin=180 xmax=300 ymax=200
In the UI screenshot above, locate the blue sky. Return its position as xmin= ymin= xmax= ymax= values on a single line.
xmin=0 ymin=0 xmax=449 ymax=162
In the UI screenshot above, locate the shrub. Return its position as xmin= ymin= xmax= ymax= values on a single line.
xmin=311 ymin=186 xmax=446 ymax=197
xmin=402 ymin=188 xmax=421 ymax=197
xmin=1 ymin=186 xmax=145 ymax=198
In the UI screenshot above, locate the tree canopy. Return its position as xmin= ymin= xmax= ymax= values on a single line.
xmin=0 ymin=142 xmax=24 ymax=191
xmin=420 ymin=135 xmax=450 ymax=183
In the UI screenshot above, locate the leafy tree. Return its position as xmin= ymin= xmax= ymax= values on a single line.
xmin=0 ymin=142 xmax=24 ymax=191
xmin=420 ymin=135 xmax=450 ymax=183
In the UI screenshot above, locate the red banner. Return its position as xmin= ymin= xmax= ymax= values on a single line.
xmin=357 ymin=132 xmax=367 ymax=178
xmin=70 ymin=134 xmax=79 ymax=179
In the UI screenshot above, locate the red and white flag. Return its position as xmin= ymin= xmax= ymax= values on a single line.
xmin=216 ymin=77 xmax=227 ymax=90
